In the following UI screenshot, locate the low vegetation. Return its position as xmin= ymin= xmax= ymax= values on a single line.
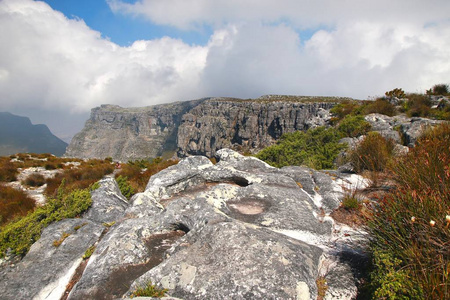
xmin=114 ymin=157 xmax=178 ymax=198
xmin=368 ymin=123 xmax=450 ymax=298
xmin=131 ymin=281 xmax=168 ymax=298
xmin=0 ymin=181 xmax=93 ymax=257
xmin=0 ymin=185 xmax=36 ymax=226
xmin=256 ymin=126 xmax=346 ymax=169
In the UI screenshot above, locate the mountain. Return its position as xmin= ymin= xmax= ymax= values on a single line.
xmin=0 ymin=112 xmax=68 ymax=156
xmin=66 ymin=95 xmax=354 ymax=161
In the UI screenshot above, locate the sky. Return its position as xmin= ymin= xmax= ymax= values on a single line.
xmin=0 ymin=0 xmax=449 ymax=142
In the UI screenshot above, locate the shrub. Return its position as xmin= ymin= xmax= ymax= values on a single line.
xmin=385 ymin=88 xmax=406 ymax=99
xmin=0 ymin=182 xmax=93 ymax=257
xmin=83 ymin=245 xmax=96 ymax=259
xmin=336 ymin=115 xmax=371 ymax=138
xmin=405 ymin=93 xmax=432 ymax=117
xmin=131 ymin=281 xmax=168 ymax=298
xmin=22 ymin=173 xmax=46 ymax=187
xmin=115 ymin=158 xmax=178 ymax=194
xmin=363 ymin=98 xmax=397 ymax=116
xmin=0 ymin=184 xmax=36 ymax=226
xmin=368 ymin=124 xmax=450 ymax=299
xmin=256 ymin=126 xmax=347 ymax=169
xmin=0 ymin=158 xmax=18 ymax=182
xmin=341 ymin=195 xmax=359 ymax=210
xmin=348 ymin=132 xmax=395 ymax=173
xmin=330 ymin=101 xmax=364 ymax=122
xmin=116 ymin=175 xmax=135 ymax=200
xmin=426 ymin=83 xmax=449 ymax=95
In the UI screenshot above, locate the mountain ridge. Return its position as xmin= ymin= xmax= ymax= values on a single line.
xmin=0 ymin=112 xmax=68 ymax=156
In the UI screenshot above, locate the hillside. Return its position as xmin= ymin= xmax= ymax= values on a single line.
xmin=0 ymin=112 xmax=67 ymax=156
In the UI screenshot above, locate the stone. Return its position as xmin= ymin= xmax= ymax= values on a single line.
xmin=0 ymin=219 xmax=103 ymax=300
xmin=83 ymin=176 xmax=129 ymax=224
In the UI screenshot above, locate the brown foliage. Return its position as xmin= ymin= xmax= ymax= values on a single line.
xmin=0 ymin=184 xmax=36 ymax=226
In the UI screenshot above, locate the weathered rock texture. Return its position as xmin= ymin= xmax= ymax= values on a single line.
xmin=65 ymin=96 xmax=354 ymax=161
xmin=1 ymin=149 xmax=369 ymax=300
xmin=65 ymin=100 xmax=203 ymax=161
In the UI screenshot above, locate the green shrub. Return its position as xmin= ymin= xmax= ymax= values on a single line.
xmin=131 ymin=281 xmax=168 ymax=298
xmin=330 ymin=101 xmax=364 ymax=122
xmin=0 ymin=182 xmax=93 ymax=257
xmin=348 ymin=132 xmax=395 ymax=173
xmin=83 ymin=245 xmax=96 ymax=259
xmin=341 ymin=195 xmax=359 ymax=210
xmin=256 ymin=126 xmax=346 ymax=169
xmin=368 ymin=124 xmax=450 ymax=299
xmin=116 ymin=175 xmax=135 ymax=200
xmin=336 ymin=115 xmax=371 ymax=138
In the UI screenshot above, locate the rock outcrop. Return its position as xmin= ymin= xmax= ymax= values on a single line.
xmin=65 ymin=96 xmax=354 ymax=161
xmin=65 ymin=100 xmax=203 ymax=161
xmin=1 ymin=149 xmax=370 ymax=300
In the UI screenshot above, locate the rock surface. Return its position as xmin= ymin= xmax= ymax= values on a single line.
xmin=65 ymin=96 xmax=355 ymax=160
xmin=1 ymin=149 xmax=370 ymax=300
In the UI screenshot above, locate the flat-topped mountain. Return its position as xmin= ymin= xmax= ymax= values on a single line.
xmin=0 ymin=112 xmax=67 ymax=156
xmin=65 ymin=96 xmax=354 ymax=161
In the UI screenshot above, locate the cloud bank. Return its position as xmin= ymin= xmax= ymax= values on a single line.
xmin=0 ymin=0 xmax=449 ymax=138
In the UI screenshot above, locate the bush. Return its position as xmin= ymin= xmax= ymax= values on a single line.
xmin=116 ymin=175 xmax=135 ymax=200
xmin=363 ymin=98 xmax=397 ymax=116
xmin=336 ymin=115 xmax=371 ymax=138
xmin=0 ymin=158 xmax=18 ymax=182
xmin=368 ymin=124 xmax=450 ymax=299
xmin=330 ymin=101 xmax=364 ymax=122
xmin=256 ymin=126 xmax=346 ymax=169
xmin=385 ymin=88 xmax=406 ymax=99
xmin=348 ymin=132 xmax=395 ymax=173
xmin=405 ymin=93 xmax=432 ymax=117
xmin=22 ymin=173 xmax=46 ymax=187
xmin=131 ymin=281 xmax=168 ymax=298
xmin=0 ymin=181 xmax=93 ymax=257
xmin=426 ymin=83 xmax=449 ymax=95
xmin=115 ymin=158 xmax=178 ymax=194
xmin=0 ymin=184 xmax=36 ymax=226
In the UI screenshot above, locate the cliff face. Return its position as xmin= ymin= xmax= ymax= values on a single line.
xmin=66 ymin=96 xmax=352 ymax=160
xmin=177 ymin=97 xmax=338 ymax=157
xmin=65 ymin=100 xmax=203 ymax=161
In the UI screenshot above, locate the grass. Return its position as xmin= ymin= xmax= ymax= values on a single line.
xmin=0 ymin=184 xmax=36 ymax=226
xmin=131 ymin=281 xmax=168 ymax=298
xmin=0 ymin=181 xmax=93 ymax=257
xmin=368 ymin=123 xmax=450 ymax=299
xmin=114 ymin=157 xmax=178 ymax=196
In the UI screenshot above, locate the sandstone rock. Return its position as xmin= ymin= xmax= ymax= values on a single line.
xmin=0 ymin=219 xmax=103 ymax=300
xmin=2 ymin=150 xmax=370 ymax=300
xmin=84 ymin=176 xmax=129 ymax=224
xmin=66 ymin=96 xmax=357 ymax=160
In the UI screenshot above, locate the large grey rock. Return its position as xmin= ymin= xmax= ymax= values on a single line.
xmin=84 ymin=176 xmax=129 ymax=224
xmin=399 ymin=117 xmax=444 ymax=146
xmin=0 ymin=219 xmax=103 ymax=300
xmin=66 ymin=96 xmax=357 ymax=160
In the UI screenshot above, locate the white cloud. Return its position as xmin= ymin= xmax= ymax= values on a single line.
xmin=0 ymin=0 xmax=449 ymax=139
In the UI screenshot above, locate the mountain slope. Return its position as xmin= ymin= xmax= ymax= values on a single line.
xmin=0 ymin=112 xmax=68 ymax=156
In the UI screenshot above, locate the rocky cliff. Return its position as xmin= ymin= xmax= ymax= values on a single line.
xmin=66 ymin=96 xmax=354 ymax=161
xmin=0 ymin=149 xmax=369 ymax=300
xmin=64 ymin=100 xmax=204 ymax=161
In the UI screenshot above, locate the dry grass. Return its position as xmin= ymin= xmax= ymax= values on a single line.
xmin=0 ymin=184 xmax=36 ymax=226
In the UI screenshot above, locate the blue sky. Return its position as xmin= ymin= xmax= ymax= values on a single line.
xmin=0 ymin=0 xmax=449 ymax=140
xmin=41 ymin=0 xmax=213 ymax=46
